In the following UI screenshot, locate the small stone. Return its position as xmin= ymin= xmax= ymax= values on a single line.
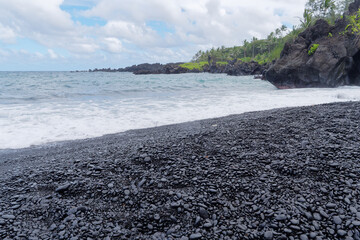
xmin=298 ymin=197 xmax=306 ymax=202
xmin=68 ymin=207 xmax=78 ymax=215
xmin=319 ymin=210 xmax=329 ymax=218
xmin=189 ymin=233 xmax=202 ymax=239
xmin=154 ymin=214 xmax=160 ymax=220
xmin=333 ymin=216 xmax=342 ymax=225
xmin=313 ymin=213 xmax=321 ymax=221
xmin=199 ymin=208 xmax=209 ymax=219
xmin=77 ymin=206 xmax=87 ymax=212
xmin=144 ymin=156 xmax=151 ymax=162
xmin=338 ymin=230 xmax=347 ymax=236
xmin=2 ymin=214 xmax=15 ymax=219
xmin=124 ymin=190 xmax=130 ymax=195
xmin=171 ymin=202 xmax=180 ymax=208
xmin=93 ymin=220 xmax=102 ymax=225
xmin=49 ymin=223 xmax=57 ymax=231
xmin=264 ymin=231 xmax=273 ymax=240
xmin=310 ymin=232 xmax=318 ymax=238
xmin=300 ymin=234 xmax=309 ymax=240
xmin=203 ymin=221 xmax=212 ymax=228
xmin=352 ymin=220 xmax=360 ymax=226
xmin=0 ymin=219 xmax=5 ymax=225
xmin=55 ymin=184 xmax=70 ymax=193
xmin=309 ymin=167 xmax=319 ymax=172
xmin=290 ymin=219 xmax=299 ymax=225
xmin=350 ymin=207 xmax=358 ymax=214
xmin=275 ymin=214 xmax=287 ymax=221
xmin=326 ymin=203 xmax=337 ymax=208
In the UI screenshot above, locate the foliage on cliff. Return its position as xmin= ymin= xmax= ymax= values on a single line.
xmin=190 ymin=0 xmax=355 ymax=66
xmin=345 ymin=8 xmax=360 ymax=34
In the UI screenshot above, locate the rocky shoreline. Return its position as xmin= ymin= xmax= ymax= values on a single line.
xmin=1 ymin=101 xmax=360 ymax=240
xmin=89 ymin=60 xmax=268 ymax=77
xmin=266 ymin=0 xmax=360 ymax=88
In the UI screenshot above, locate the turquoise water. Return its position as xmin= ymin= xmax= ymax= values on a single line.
xmin=1 ymin=71 xmax=360 ymax=149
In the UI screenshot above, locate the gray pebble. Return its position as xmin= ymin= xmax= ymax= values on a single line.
xmin=300 ymin=234 xmax=309 ymax=240
xmin=189 ymin=233 xmax=202 ymax=239
xmin=2 ymin=214 xmax=15 ymax=219
xmin=338 ymin=230 xmax=347 ymax=236
xmin=264 ymin=231 xmax=273 ymax=240
xmin=334 ymin=216 xmax=342 ymax=225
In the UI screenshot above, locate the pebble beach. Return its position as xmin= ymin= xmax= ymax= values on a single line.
xmin=0 ymin=101 xmax=360 ymax=240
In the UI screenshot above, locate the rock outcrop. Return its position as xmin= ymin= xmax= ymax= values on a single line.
xmin=225 ymin=60 xmax=268 ymax=76
xmin=90 ymin=61 xmax=267 ymax=77
xmin=266 ymin=0 xmax=360 ymax=88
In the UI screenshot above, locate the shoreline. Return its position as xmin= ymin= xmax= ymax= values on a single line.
xmin=1 ymin=101 xmax=360 ymax=239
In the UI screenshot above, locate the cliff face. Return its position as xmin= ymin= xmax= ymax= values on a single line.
xmin=266 ymin=0 xmax=360 ymax=88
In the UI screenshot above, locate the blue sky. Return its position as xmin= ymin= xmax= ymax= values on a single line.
xmin=0 ymin=0 xmax=307 ymax=71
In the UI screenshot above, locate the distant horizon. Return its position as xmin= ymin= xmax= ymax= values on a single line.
xmin=0 ymin=0 xmax=307 ymax=71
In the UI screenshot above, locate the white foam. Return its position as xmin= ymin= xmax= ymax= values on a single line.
xmin=1 ymin=76 xmax=360 ymax=150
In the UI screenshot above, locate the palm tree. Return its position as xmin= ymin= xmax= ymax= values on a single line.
xmin=243 ymin=40 xmax=249 ymax=58
xmin=251 ymin=37 xmax=258 ymax=58
xmin=300 ymin=9 xmax=314 ymax=28
xmin=321 ymin=0 xmax=335 ymax=17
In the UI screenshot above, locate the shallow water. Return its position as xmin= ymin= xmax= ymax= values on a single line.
xmin=1 ymin=71 xmax=360 ymax=149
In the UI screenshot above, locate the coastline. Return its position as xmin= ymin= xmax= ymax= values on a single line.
xmin=1 ymin=101 xmax=360 ymax=239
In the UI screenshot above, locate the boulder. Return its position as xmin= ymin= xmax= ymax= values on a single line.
xmin=266 ymin=0 xmax=360 ymax=88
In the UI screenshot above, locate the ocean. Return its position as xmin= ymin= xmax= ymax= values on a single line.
xmin=1 ymin=71 xmax=360 ymax=150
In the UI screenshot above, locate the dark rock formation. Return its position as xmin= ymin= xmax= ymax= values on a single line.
xmin=131 ymin=63 xmax=190 ymax=75
xmin=225 ymin=60 xmax=268 ymax=76
xmin=266 ymin=0 xmax=360 ymax=88
xmin=90 ymin=61 xmax=268 ymax=77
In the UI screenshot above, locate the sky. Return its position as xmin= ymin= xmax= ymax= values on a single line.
xmin=0 ymin=0 xmax=307 ymax=71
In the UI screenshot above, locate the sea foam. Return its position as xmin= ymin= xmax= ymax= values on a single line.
xmin=1 ymin=72 xmax=359 ymax=149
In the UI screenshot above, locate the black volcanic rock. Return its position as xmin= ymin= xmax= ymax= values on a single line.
xmin=266 ymin=0 xmax=360 ymax=88
xmin=225 ymin=60 xmax=268 ymax=76
xmin=90 ymin=61 xmax=268 ymax=77
xmin=1 ymin=102 xmax=360 ymax=239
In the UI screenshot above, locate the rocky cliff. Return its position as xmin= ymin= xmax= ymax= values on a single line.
xmin=266 ymin=0 xmax=360 ymax=88
xmin=91 ymin=61 xmax=266 ymax=76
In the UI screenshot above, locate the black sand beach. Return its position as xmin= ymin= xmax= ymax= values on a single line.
xmin=0 ymin=101 xmax=360 ymax=240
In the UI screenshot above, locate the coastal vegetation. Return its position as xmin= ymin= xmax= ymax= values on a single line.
xmin=182 ymin=0 xmax=355 ymax=71
xmin=308 ymin=44 xmax=320 ymax=55
xmin=345 ymin=8 xmax=360 ymax=34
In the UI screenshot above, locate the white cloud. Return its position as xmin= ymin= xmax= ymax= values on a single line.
xmin=48 ymin=49 xmax=59 ymax=59
xmin=103 ymin=37 xmax=123 ymax=53
xmin=102 ymin=20 xmax=158 ymax=46
xmin=0 ymin=23 xmax=17 ymax=43
xmin=0 ymin=0 xmax=309 ymax=70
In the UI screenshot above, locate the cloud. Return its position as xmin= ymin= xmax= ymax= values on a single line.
xmin=0 ymin=0 xmax=308 ymax=70
xmin=103 ymin=37 xmax=123 ymax=53
xmin=0 ymin=23 xmax=17 ymax=43
xmin=48 ymin=49 xmax=59 ymax=59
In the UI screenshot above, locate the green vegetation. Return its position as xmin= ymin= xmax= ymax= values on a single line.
xmin=345 ymin=8 xmax=360 ymax=34
xmin=308 ymin=44 xmax=320 ymax=55
xmin=189 ymin=0 xmax=354 ymax=65
xmin=179 ymin=62 xmax=209 ymax=70
xmin=191 ymin=25 xmax=299 ymax=65
xmin=179 ymin=61 xmax=229 ymax=71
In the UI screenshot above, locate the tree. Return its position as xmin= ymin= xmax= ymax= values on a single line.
xmin=251 ymin=37 xmax=258 ymax=58
xmin=243 ymin=40 xmax=249 ymax=58
xmin=305 ymin=0 xmax=351 ymax=21
xmin=300 ymin=9 xmax=314 ymax=28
